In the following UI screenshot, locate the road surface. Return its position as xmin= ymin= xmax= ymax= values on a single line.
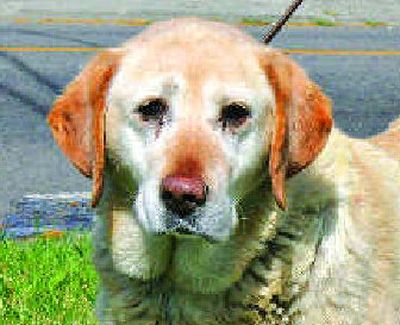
xmin=0 ymin=23 xmax=399 ymax=215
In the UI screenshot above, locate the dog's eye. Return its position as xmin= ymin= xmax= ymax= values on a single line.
xmin=219 ymin=103 xmax=250 ymax=130
xmin=137 ymin=98 xmax=168 ymax=122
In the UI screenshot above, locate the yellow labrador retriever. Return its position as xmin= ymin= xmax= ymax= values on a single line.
xmin=48 ymin=18 xmax=400 ymax=324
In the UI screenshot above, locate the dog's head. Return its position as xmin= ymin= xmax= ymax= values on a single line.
xmin=48 ymin=18 xmax=332 ymax=240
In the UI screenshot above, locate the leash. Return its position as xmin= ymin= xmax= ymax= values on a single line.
xmin=263 ymin=0 xmax=305 ymax=44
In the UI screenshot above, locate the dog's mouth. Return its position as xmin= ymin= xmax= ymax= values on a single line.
xmin=157 ymin=226 xmax=217 ymax=243
xmin=162 ymin=214 xmax=220 ymax=242
xmin=157 ymin=208 xmax=234 ymax=242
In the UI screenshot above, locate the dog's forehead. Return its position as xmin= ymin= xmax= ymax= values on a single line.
xmin=117 ymin=19 xmax=265 ymax=87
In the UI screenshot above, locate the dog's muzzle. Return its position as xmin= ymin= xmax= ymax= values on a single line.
xmin=135 ymin=174 xmax=236 ymax=241
xmin=161 ymin=175 xmax=208 ymax=217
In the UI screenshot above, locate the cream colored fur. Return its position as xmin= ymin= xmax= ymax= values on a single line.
xmin=48 ymin=18 xmax=400 ymax=324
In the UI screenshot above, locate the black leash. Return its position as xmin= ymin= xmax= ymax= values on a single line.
xmin=263 ymin=0 xmax=305 ymax=44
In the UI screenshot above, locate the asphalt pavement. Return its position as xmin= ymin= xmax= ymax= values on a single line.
xmin=0 ymin=23 xmax=399 ymax=216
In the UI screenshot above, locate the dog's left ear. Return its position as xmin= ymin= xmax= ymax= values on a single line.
xmin=260 ymin=49 xmax=333 ymax=210
xmin=47 ymin=49 xmax=123 ymax=207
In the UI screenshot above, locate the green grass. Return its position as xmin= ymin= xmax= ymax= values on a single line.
xmin=311 ymin=18 xmax=336 ymax=27
xmin=240 ymin=17 xmax=270 ymax=26
xmin=0 ymin=232 xmax=98 ymax=325
xmin=364 ymin=20 xmax=387 ymax=27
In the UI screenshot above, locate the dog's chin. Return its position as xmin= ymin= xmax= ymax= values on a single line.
xmin=134 ymin=186 xmax=238 ymax=242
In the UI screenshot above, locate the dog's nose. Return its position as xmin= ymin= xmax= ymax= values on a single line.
xmin=161 ymin=175 xmax=207 ymax=217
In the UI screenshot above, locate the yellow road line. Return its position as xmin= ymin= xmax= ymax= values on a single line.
xmin=1 ymin=47 xmax=400 ymax=56
xmin=284 ymin=49 xmax=400 ymax=56
xmin=0 ymin=47 xmax=103 ymax=52
xmin=14 ymin=17 xmax=151 ymax=26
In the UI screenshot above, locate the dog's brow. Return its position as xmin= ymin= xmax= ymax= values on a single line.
xmin=125 ymin=74 xmax=183 ymax=104
xmin=204 ymin=82 xmax=261 ymax=106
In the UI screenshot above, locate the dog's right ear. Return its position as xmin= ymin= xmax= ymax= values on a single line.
xmin=47 ymin=49 xmax=123 ymax=206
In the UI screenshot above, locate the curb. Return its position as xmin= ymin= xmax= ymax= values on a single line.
xmin=1 ymin=192 xmax=95 ymax=240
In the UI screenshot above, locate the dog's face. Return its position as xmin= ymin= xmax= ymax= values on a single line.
xmin=48 ymin=18 xmax=332 ymax=241
xmin=105 ymin=22 xmax=275 ymax=240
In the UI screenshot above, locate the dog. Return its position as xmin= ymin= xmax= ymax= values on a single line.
xmin=48 ymin=18 xmax=400 ymax=324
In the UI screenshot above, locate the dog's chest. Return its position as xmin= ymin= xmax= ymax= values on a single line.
xmin=94 ymin=201 xmax=326 ymax=325
xmin=97 ymin=269 xmax=295 ymax=325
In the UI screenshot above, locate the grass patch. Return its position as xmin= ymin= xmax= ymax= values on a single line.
xmin=311 ymin=18 xmax=336 ymax=27
xmin=240 ymin=17 xmax=270 ymax=26
xmin=0 ymin=232 xmax=98 ymax=324
xmin=364 ymin=20 xmax=387 ymax=27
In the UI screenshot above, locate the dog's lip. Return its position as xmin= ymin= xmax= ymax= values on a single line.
xmin=156 ymin=227 xmax=217 ymax=243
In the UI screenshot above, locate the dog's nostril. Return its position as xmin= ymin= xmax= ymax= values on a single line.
xmin=181 ymin=193 xmax=198 ymax=203
xmin=161 ymin=189 xmax=173 ymax=201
